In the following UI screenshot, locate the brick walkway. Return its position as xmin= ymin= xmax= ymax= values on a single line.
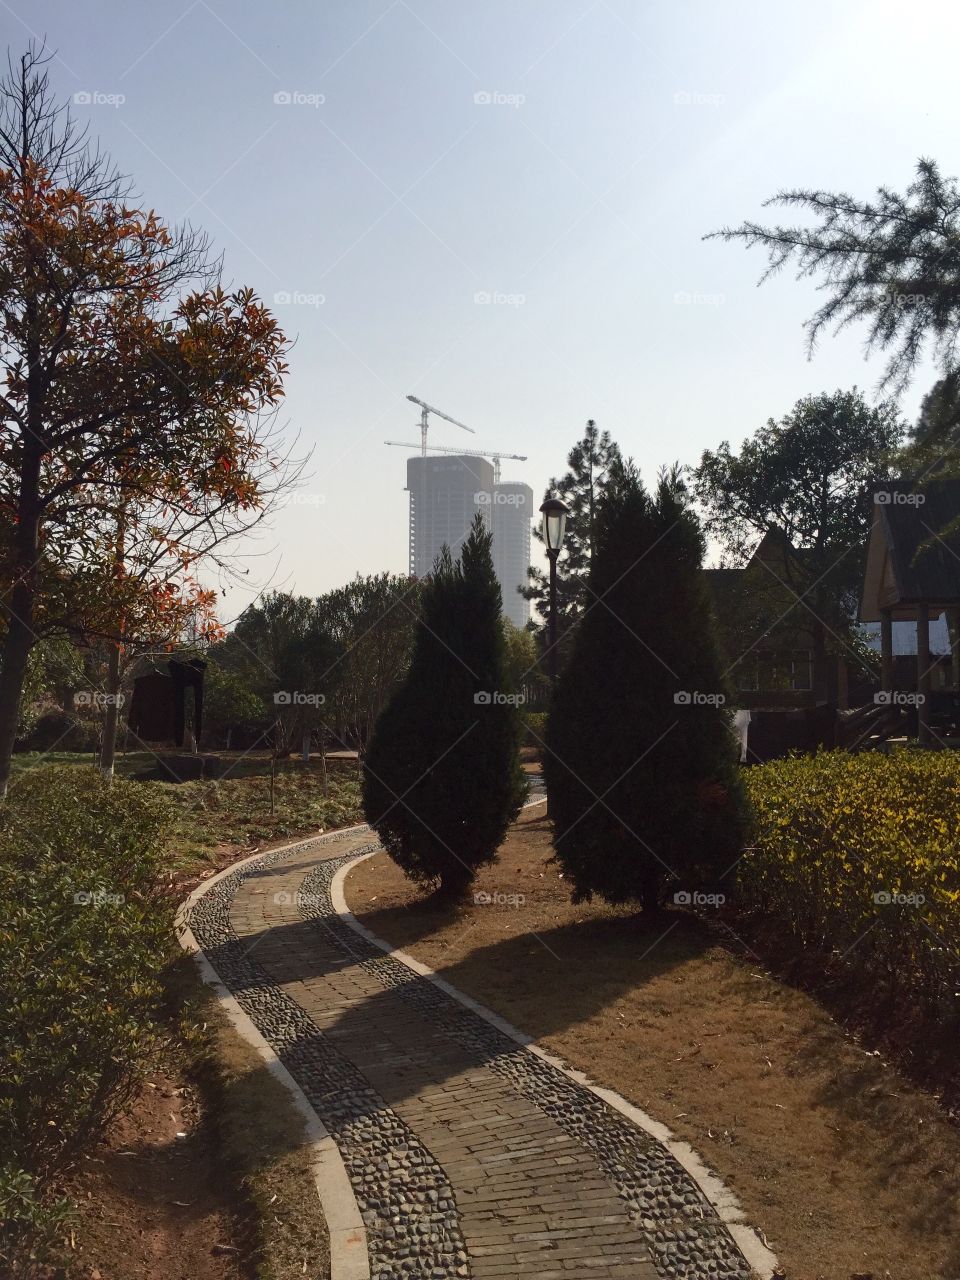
xmin=186 ymin=827 xmax=758 ymax=1280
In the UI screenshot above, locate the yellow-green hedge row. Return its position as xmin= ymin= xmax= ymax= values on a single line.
xmin=740 ymin=749 xmax=960 ymax=1021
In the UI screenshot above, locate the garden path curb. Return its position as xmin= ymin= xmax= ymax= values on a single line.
xmin=331 ymin=843 xmax=779 ymax=1280
xmin=177 ymin=808 xmax=779 ymax=1280
xmin=175 ymin=827 xmax=371 ymax=1280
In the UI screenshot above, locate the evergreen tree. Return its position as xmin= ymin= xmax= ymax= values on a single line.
xmin=709 ymin=159 xmax=960 ymax=394
xmin=522 ymin=421 xmax=622 ymax=641
xmin=693 ymin=389 xmax=903 ymax=695
xmin=544 ymin=463 xmax=750 ymax=911
xmin=363 ymin=515 xmax=527 ymax=896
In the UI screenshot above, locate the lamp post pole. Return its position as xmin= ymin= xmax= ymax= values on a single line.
xmin=546 ymin=547 xmax=560 ymax=684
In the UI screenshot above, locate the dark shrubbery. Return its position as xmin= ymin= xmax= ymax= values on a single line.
xmin=0 ymin=766 xmax=172 ymax=1267
xmin=545 ymin=464 xmax=750 ymax=910
xmin=363 ymin=516 xmax=527 ymax=895
xmin=18 ymin=709 xmax=99 ymax=753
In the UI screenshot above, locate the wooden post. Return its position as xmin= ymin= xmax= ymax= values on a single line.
xmin=880 ymin=609 xmax=894 ymax=693
xmin=917 ymin=602 xmax=932 ymax=745
xmin=837 ymin=653 xmax=849 ymax=710
xmin=949 ymin=606 xmax=960 ymax=689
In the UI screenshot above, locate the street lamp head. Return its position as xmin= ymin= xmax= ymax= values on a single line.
xmin=539 ymin=497 xmax=570 ymax=554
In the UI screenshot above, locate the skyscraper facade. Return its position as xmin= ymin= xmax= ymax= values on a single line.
xmin=405 ymin=455 xmax=532 ymax=628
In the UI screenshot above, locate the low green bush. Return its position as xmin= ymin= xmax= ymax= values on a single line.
xmin=741 ymin=750 xmax=960 ymax=1023
xmin=522 ymin=710 xmax=548 ymax=748
xmin=0 ymin=1166 xmax=72 ymax=1276
xmin=0 ymin=766 xmax=173 ymax=1192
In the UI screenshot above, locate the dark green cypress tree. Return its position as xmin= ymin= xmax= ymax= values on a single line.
xmin=363 ymin=515 xmax=527 ymax=896
xmin=544 ymin=462 xmax=750 ymax=911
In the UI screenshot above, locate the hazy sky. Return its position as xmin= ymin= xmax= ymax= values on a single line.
xmin=10 ymin=0 xmax=958 ymax=614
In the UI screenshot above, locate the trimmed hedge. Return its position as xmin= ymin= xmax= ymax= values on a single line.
xmin=741 ymin=750 xmax=960 ymax=1023
xmin=0 ymin=766 xmax=173 ymax=1268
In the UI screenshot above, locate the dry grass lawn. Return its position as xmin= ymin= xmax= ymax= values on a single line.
xmin=346 ymin=803 xmax=960 ymax=1280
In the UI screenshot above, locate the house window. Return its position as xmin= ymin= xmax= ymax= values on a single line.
xmin=736 ymin=657 xmax=759 ymax=692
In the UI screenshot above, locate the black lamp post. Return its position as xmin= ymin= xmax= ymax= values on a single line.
xmin=539 ymin=497 xmax=570 ymax=683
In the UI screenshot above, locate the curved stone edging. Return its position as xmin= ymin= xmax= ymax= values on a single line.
xmin=330 ymin=850 xmax=779 ymax=1280
xmin=176 ymin=829 xmax=372 ymax=1280
xmin=177 ymin=817 xmax=779 ymax=1280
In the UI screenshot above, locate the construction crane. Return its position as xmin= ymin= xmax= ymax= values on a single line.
xmin=406 ymin=394 xmax=475 ymax=455
xmin=385 ymin=439 xmax=527 ymax=484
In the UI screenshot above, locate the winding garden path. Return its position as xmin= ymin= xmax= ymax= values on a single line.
xmin=179 ymin=820 xmax=775 ymax=1280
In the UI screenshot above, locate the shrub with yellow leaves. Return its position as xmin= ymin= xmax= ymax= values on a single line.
xmin=741 ymin=749 xmax=960 ymax=1023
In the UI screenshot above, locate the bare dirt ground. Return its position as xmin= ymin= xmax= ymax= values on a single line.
xmin=64 ymin=1066 xmax=247 ymax=1280
xmin=346 ymin=802 xmax=960 ymax=1280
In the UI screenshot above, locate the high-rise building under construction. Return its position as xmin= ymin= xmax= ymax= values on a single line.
xmin=406 ymin=455 xmax=533 ymax=628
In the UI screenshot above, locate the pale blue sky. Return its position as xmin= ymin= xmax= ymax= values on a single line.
xmin=9 ymin=0 xmax=958 ymax=613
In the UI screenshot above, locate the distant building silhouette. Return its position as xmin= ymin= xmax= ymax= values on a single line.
xmin=406 ymin=455 xmax=532 ymax=628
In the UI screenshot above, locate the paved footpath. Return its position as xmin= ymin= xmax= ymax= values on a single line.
xmin=185 ymin=825 xmax=766 ymax=1280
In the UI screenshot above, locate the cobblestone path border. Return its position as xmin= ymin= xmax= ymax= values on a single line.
xmin=179 ymin=822 xmax=778 ymax=1280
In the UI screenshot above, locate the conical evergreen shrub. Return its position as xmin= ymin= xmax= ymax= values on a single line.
xmin=544 ymin=463 xmax=750 ymax=910
xmin=363 ymin=515 xmax=527 ymax=895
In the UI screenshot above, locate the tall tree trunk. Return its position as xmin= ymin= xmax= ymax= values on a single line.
xmin=0 ymin=589 xmax=35 ymax=799
xmin=0 ymin=443 xmax=43 ymax=801
xmin=99 ymin=642 xmax=122 ymax=778
xmin=812 ymin=620 xmax=829 ymax=704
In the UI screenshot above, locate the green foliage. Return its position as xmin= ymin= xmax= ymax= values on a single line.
xmin=545 ymin=463 xmax=750 ymax=910
xmin=501 ymin=618 xmax=546 ymax=705
xmin=363 ymin=516 xmax=527 ymax=895
xmin=522 ymin=420 xmax=622 ymax=639
xmin=0 ymin=1165 xmax=71 ymax=1276
xmin=693 ymin=389 xmax=903 ymax=680
xmin=709 ymin=158 xmax=960 ymax=394
xmin=19 ymin=708 xmax=99 ymax=753
xmin=214 ymin=575 xmax=418 ymax=754
xmin=316 ymin=573 xmax=421 ymax=750
xmin=0 ymin=767 xmax=172 ymax=1185
xmin=902 ymin=371 xmax=960 ymax=490
xmin=201 ymin=659 xmax=266 ymax=746
xmin=216 ymin=592 xmax=339 ymax=752
xmin=742 ymin=750 xmax=960 ymax=1025
xmin=522 ymin=709 xmax=548 ymax=748
xmin=15 ymin=639 xmax=85 ymax=740
xmin=162 ymin=764 xmax=363 ymax=866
